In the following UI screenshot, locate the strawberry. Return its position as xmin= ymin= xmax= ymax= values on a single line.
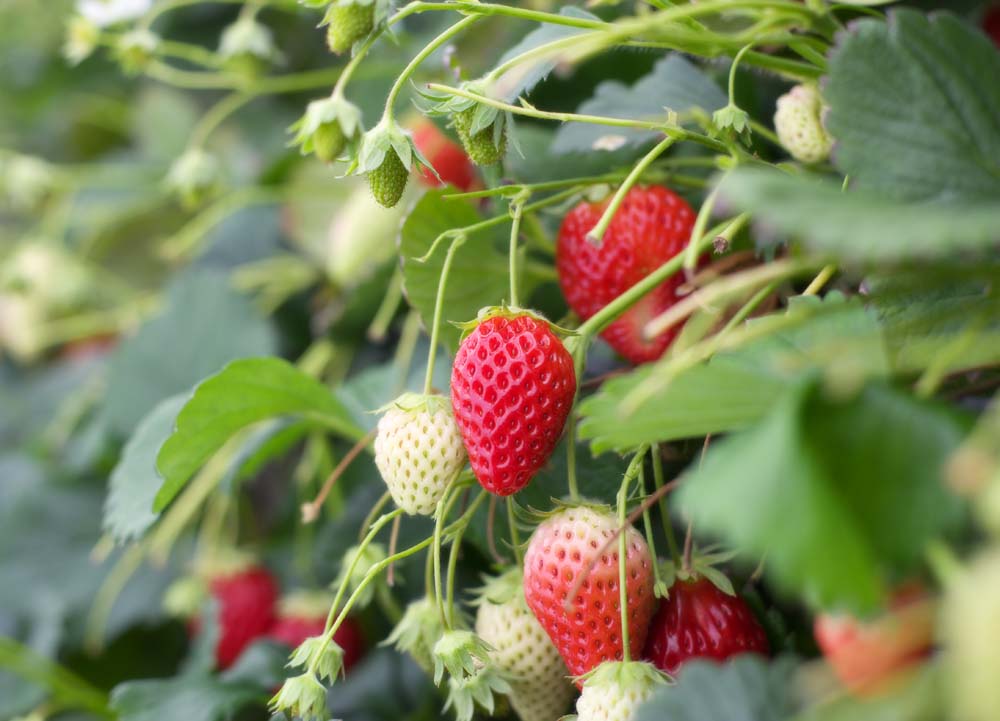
xmin=374 ymin=393 xmax=467 ymax=515
xmin=773 ymin=83 xmax=833 ymax=164
xmin=475 ymin=569 xmax=575 ymax=721
xmin=410 ymin=118 xmax=478 ymax=192
xmin=450 ymin=310 xmax=576 ymax=496
xmin=814 ymin=584 xmax=935 ymax=695
xmin=985 ymin=5 xmax=1000 ymax=48
xmin=367 ymin=147 xmax=408 ymax=209
xmin=206 ymin=565 xmax=278 ymax=669
xmin=642 ymin=575 xmax=769 ymax=676
xmin=324 ymin=0 xmax=374 ymax=55
xmin=523 ymin=505 xmax=656 ymax=682
xmin=556 ymin=185 xmax=696 ymax=365
xmin=452 ymin=107 xmax=506 ymax=167
xmin=574 ymin=660 xmax=667 ymax=721
xmin=269 ymin=592 xmax=366 ymax=673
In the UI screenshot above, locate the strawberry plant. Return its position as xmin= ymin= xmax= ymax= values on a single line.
xmin=1 ymin=1 xmax=1000 ymax=721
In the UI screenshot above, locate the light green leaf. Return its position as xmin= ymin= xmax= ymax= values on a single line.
xmin=399 ymin=189 xmax=511 ymax=353
xmin=155 ymin=357 xmax=363 ymax=511
xmin=104 ymin=394 xmax=186 ymax=543
xmin=635 ymin=656 xmax=798 ymax=721
xmin=551 ymin=54 xmax=726 ymax=154
xmin=578 ymin=295 xmax=888 ymax=454
xmin=718 ymin=168 xmax=1000 ymax=262
xmin=679 ymin=380 xmax=967 ymax=614
xmin=825 ymin=9 xmax=1000 ymax=202
xmin=103 ymin=270 xmax=278 ymax=437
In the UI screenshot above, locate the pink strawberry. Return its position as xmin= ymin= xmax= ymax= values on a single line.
xmin=450 ymin=310 xmax=576 ymax=496
xmin=523 ymin=505 xmax=656 ymax=683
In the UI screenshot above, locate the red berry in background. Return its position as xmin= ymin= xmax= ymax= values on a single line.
xmin=523 ymin=505 xmax=656 ymax=684
xmin=270 ymin=615 xmax=365 ymax=673
xmin=642 ymin=576 xmax=769 ymax=676
xmin=410 ymin=118 xmax=478 ymax=192
xmin=208 ymin=567 xmax=278 ymax=669
xmin=813 ymin=585 xmax=935 ymax=696
xmin=450 ymin=312 xmax=576 ymax=496
xmin=984 ymin=5 xmax=1000 ymax=48
xmin=556 ymin=185 xmax=696 ymax=365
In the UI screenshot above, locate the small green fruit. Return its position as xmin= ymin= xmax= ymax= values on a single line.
xmin=453 ymin=107 xmax=506 ymax=167
xmin=367 ymin=148 xmax=408 ymax=208
xmin=773 ymin=84 xmax=833 ymax=164
xmin=312 ymin=121 xmax=346 ymax=163
xmin=326 ymin=2 xmax=374 ymax=55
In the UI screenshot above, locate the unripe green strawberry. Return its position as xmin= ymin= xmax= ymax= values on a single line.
xmin=773 ymin=84 xmax=833 ymax=164
xmin=367 ymin=147 xmax=408 ymax=208
xmin=312 ymin=122 xmax=346 ymax=164
xmin=326 ymin=1 xmax=374 ymax=55
xmin=575 ymin=661 xmax=666 ymax=721
xmin=374 ymin=393 xmax=466 ymax=515
xmin=475 ymin=569 xmax=574 ymax=721
xmin=943 ymin=550 xmax=1000 ymax=721
xmin=453 ymin=107 xmax=506 ymax=167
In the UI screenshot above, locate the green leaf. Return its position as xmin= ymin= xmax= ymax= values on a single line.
xmin=155 ymin=357 xmax=363 ymax=511
xmin=578 ymin=295 xmax=888 ymax=454
xmin=399 ymin=189 xmax=511 ymax=353
xmin=551 ymin=54 xmax=726 ymax=154
xmin=718 ymin=168 xmax=1000 ymax=262
xmin=825 ymin=9 xmax=1000 ymax=202
xmin=103 ymin=270 xmax=278 ymax=437
xmin=678 ymin=380 xmax=967 ymax=614
xmin=104 ymin=394 xmax=186 ymax=543
xmin=635 ymin=656 xmax=798 ymax=721
xmin=488 ymin=7 xmax=597 ymax=102
xmin=796 ymin=663 xmax=943 ymax=721
xmin=110 ymin=675 xmax=263 ymax=721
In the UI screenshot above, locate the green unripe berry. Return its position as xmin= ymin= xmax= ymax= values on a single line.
xmin=453 ymin=107 xmax=507 ymax=167
xmin=326 ymin=2 xmax=374 ymax=55
xmin=367 ymin=149 xmax=408 ymax=209
xmin=312 ymin=121 xmax=346 ymax=163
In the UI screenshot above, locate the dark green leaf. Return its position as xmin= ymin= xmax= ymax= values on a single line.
xmin=110 ymin=675 xmax=263 ymax=721
xmin=551 ymin=54 xmax=726 ymax=154
xmin=718 ymin=168 xmax=1000 ymax=262
xmin=399 ymin=190 xmax=511 ymax=353
xmin=635 ymin=656 xmax=798 ymax=721
xmin=825 ymin=9 xmax=1000 ymax=202
xmin=679 ymin=380 xmax=967 ymax=613
xmin=103 ymin=270 xmax=278 ymax=437
xmin=104 ymin=395 xmax=187 ymax=543
xmin=155 ymin=357 xmax=364 ymax=511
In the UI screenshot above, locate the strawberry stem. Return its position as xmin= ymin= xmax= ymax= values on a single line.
xmin=651 ymin=445 xmax=681 ymax=566
xmin=585 ymin=135 xmax=676 ymax=246
xmin=445 ymin=490 xmax=488 ymax=627
xmin=423 ymin=233 xmax=466 ymax=396
xmin=638 ymin=459 xmax=665 ymax=595
xmin=617 ymin=450 xmax=647 ymax=662
xmin=507 ymin=191 xmax=529 ymax=307
xmin=302 ymin=428 xmax=376 ymax=524
xmin=506 ymin=497 xmax=523 ymax=566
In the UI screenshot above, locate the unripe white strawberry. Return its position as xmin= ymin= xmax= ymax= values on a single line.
xmin=575 ymin=661 xmax=666 ymax=721
xmin=374 ymin=393 xmax=466 ymax=516
xmin=943 ymin=550 xmax=1000 ymax=721
xmin=773 ymin=84 xmax=833 ymax=164
xmin=475 ymin=569 xmax=575 ymax=721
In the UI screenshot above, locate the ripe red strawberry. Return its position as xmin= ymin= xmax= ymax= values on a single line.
xmin=984 ymin=5 xmax=1000 ymax=48
xmin=410 ymin=118 xmax=478 ymax=192
xmin=642 ymin=576 xmax=769 ymax=676
xmin=814 ymin=585 xmax=935 ymax=695
xmin=450 ymin=311 xmax=576 ymax=496
xmin=269 ymin=595 xmax=365 ymax=673
xmin=523 ymin=505 xmax=656 ymax=683
xmin=556 ymin=185 xmax=695 ymax=365
xmin=207 ymin=566 xmax=278 ymax=669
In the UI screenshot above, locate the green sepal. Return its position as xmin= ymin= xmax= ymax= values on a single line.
xmin=432 ymin=630 xmax=493 ymax=685
xmin=374 ymin=391 xmax=451 ymax=416
xmin=573 ymin=659 xmax=669 ymax=691
xmin=444 ymin=666 xmax=512 ymax=721
xmin=451 ymin=304 xmax=578 ymax=343
xmin=289 ymin=94 xmax=363 ymax=161
xmin=269 ymin=672 xmax=328 ymax=721
xmin=288 ymin=635 xmax=345 ymax=682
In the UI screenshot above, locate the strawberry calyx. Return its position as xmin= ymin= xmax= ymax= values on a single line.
xmin=471 ymin=567 xmax=522 ymax=606
xmin=659 ymin=547 xmax=740 ymax=598
xmin=574 ymin=659 xmax=669 ymax=693
xmin=432 ymin=630 xmax=494 ymax=685
xmin=375 ymin=391 xmax=451 ymax=416
xmin=452 ymin=304 xmax=577 ymax=342
xmin=522 ymin=497 xmax=614 ymax=524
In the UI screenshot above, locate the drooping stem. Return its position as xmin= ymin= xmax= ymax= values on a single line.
xmin=651 ymin=444 xmax=681 ymax=565
xmin=586 ymin=135 xmax=675 ymax=245
xmin=423 ymin=234 xmax=466 ymax=395
xmin=617 ymin=450 xmax=647 ymax=661
xmin=639 ymin=460 xmax=665 ymax=595
xmin=445 ymin=491 xmax=489 ymax=627
xmin=357 ymin=491 xmax=393 ymax=543
xmin=506 ymin=497 xmax=523 ymax=566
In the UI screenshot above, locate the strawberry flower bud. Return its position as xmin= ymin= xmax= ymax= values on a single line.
xmin=114 ymin=28 xmax=158 ymax=74
xmin=289 ymin=635 xmax=345 ymax=682
xmin=166 ymin=148 xmax=219 ymax=208
xmin=219 ymin=16 xmax=277 ymax=62
xmin=63 ymin=16 xmax=100 ymax=65
xmin=269 ymin=672 xmax=327 ymax=721
xmin=290 ymin=95 xmax=363 ymax=164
